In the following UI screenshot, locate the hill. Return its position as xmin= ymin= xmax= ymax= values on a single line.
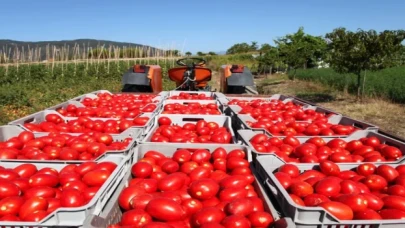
xmin=0 ymin=39 xmax=159 ymax=61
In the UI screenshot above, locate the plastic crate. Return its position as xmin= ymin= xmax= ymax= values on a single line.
xmin=68 ymin=90 xmax=112 ymax=102
xmin=84 ymin=143 xmax=295 ymax=227
xmin=159 ymin=99 xmax=224 ymax=114
xmin=142 ymin=114 xmax=237 ymax=144
xmin=236 ymin=114 xmax=378 ymax=138
xmin=224 ymin=99 xmax=316 ymax=122
xmin=46 ymin=100 xmax=85 ymax=111
xmin=167 ymin=91 xmax=223 ymax=100
xmin=223 ymin=94 xmax=291 ymax=104
xmin=0 ymin=125 xmax=139 ymax=163
xmin=8 ymin=110 xmax=142 ymax=138
xmin=238 ymin=129 xmax=405 ymax=163
xmin=0 ymin=153 xmax=129 ymax=228
xmin=71 ymin=92 xmax=163 ymax=103
xmin=255 ymin=155 xmax=405 ymax=227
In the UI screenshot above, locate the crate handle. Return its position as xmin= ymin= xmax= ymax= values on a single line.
xmin=23 ymin=117 xmax=35 ymax=123
xmin=352 ymin=122 xmax=366 ymax=129
xmin=264 ymin=178 xmax=279 ymax=196
xmin=182 ymin=118 xmax=204 ymax=122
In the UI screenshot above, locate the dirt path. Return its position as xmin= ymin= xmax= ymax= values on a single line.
xmin=257 ymin=74 xmax=405 ymax=138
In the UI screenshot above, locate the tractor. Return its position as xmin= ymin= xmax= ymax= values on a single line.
xmin=121 ymin=57 xmax=257 ymax=94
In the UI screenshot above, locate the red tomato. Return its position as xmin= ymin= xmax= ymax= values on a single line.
xmin=191 ymin=207 xmax=226 ymax=227
xmin=361 ymin=193 xmax=383 ymax=211
xmin=225 ymin=198 xmax=254 ymax=216
xmin=219 ymin=188 xmax=247 ymax=202
xmin=158 ymin=117 xmax=172 ymax=126
xmin=315 ymin=177 xmax=341 ymax=197
xmin=29 ymin=173 xmax=59 ymax=187
xmin=189 ymin=179 xmax=219 ymax=200
xmin=118 ymin=186 xmax=146 ymax=210
xmin=319 ymin=161 xmax=340 ymax=176
xmin=289 ymin=194 xmax=305 ymax=206
xmin=289 ymin=181 xmax=314 ymax=197
xmin=120 ymin=209 xmax=152 ymax=227
xmin=319 ymin=201 xmax=353 ymax=220
xmin=0 ymin=196 xmax=24 ymax=216
xmin=362 ymin=175 xmax=387 ymax=191
xmin=19 ymin=196 xmax=48 ymax=220
xmin=379 ymin=209 xmax=405 ymax=219
xmin=354 ymin=209 xmax=382 ymax=220
xmin=60 ymin=189 xmax=85 ymax=207
xmin=376 ymin=164 xmax=399 ymax=182
xmin=383 ymin=195 xmax=405 ymax=212
xmin=145 ymin=198 xmax=186 ymax=221
xmin=0 ymin=181 xmax=21 ymax=199
xmin=158 ymin=173 xmax=186 ymax=191
xmin=278 ymin=164 xmax=300 ymax=178
xmin=82 ymin=169 xmax=110 ymax=186
xmin=131 ymin=162 xmax=153 ymax=178
xmin=337 ymin=194 xmax=368 ymax=212
xmin=221 ymin=215 xmax=250 ymax=228
xmin=303 ymin=194 xmax=330 ymax=206
xmin=13 ymin=164 xmax=37 ymax=179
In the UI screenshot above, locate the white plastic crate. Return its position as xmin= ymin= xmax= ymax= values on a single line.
xmin=236 ymin=114 xmax=378 ymax=138
xmin=84 ymin=144 xmax=294 ymax=227
xmin=0 ymin=125 xmax=139 ymax=163
xmin=141 ymin=114 xmax=236 ymax=144
xmin=0 ymin=153 xmax=130 ymax=227
xmin=159 ymin=99 xmax=224 ymax=114
xmin=255 ymin=155 xmax=405 ymax=227
xmin=238 ymin=129 xmax=405 ymax=163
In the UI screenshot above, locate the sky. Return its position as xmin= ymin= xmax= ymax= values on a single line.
xmin=1 ymin=0 xmax=404 ymax=53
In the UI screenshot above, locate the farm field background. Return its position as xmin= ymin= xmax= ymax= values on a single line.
xmin=1 ymin=55 xmax=405 ymax=138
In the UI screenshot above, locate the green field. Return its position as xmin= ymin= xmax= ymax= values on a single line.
xmin=294 ymin=67 xmax=405 ymax=103
xmin=0 ymin=60 xmax=178 ymax=124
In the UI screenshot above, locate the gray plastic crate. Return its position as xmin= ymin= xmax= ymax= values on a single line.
xmin=236 ymin=114 xmax=378 ymax=138
xmin=255 ymin=155 xmax=405 ymax=227
xmin=8 ymin=110 xmax=142 ymax=138
xmin=238 ymin=129 xmax=405 ymax=163
xmin=142 ymin=114 xmax=237 ymax=144
xmin=84 ymin=143 xmax=295 ymax=227
xmin=68 ymin=90 xmax=112 ymax=102
xmin=71 ymin=92 xmax=163 ymax=103
xmin=46 ymin=100 xmax=85 ymax=111
xmin=0 ymin=153 xmax=129 ymax=228
xmin=0 ymin=125 xmax=140 ymax=163
xmin=160 ymin=99 xmax=224 ymax=114
xmin=167 ymin=91 xmax=220 ymax=99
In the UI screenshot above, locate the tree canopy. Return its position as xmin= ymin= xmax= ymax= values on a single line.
xmin=226 ymin=41 xmax=259 ymax=54
xmin=326 ymin=27 xmax=405 ymax=97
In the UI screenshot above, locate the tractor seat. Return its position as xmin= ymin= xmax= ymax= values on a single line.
xmin=168 ymin=67 xmax=212 ymax=84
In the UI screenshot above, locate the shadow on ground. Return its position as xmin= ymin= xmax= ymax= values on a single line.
xmin=295 ymin=93 xmax=336 ymax=103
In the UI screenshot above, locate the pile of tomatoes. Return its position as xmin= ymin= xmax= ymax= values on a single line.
xmin=250 ymin=134 xmax=402 ymax=163
xmin=0 ymin=131 xmax=132 ymax=160
xmin=245 ymin=118 xmax=357 ymax=136
xmin=150 ymin=117 xmax=233 ymax=144
xmin=23 ymin=114 xmax=149 ymax=134
xmin=274 ymin=161 xmax=405 ymax=220
xmin=112 ymin=147 xmax=274 ymax=227
xmin=0 ymin=160 xmax=116 ymax=222
xmin=81 ymin=93 xmax=159 ymax=106
xmin=56 ymin=103 xmax=157 ymax=118
xmin=161 ymin=102 xmax=221 ymax=115
xmin=167 ymin=93 xmax=214 ymax=100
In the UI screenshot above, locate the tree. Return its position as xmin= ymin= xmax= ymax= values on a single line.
xmin=326 ymin=28 xmax=405 ymax=98
xmin=257 ymin=45 xmax=279 ymax=75
xmin=250 ymin=41 xmax=258 ymax=51
xmin=226 ymin=43 xmax=251 ymax=54
xmin=259 ymin=43 xmax=273 ymax=53
xmin=207 ymin=51 xmax=217 ymax=56
xmin=275 ymin=27 xmax=327 ymax=79
xmin=185 ymin=51 xmax=192 ymax=56
xmin=196 ymin=51 xmax=206 ymax=56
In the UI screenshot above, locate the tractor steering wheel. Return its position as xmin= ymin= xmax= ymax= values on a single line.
xmin=176 ymin=58 xmax=206 ymax=67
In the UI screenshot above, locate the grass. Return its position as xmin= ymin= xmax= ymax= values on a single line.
xmin=257 ymin=74 xmax=405 ymax=138
xmin=294 ymin=67 xmax=405 ymax=103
